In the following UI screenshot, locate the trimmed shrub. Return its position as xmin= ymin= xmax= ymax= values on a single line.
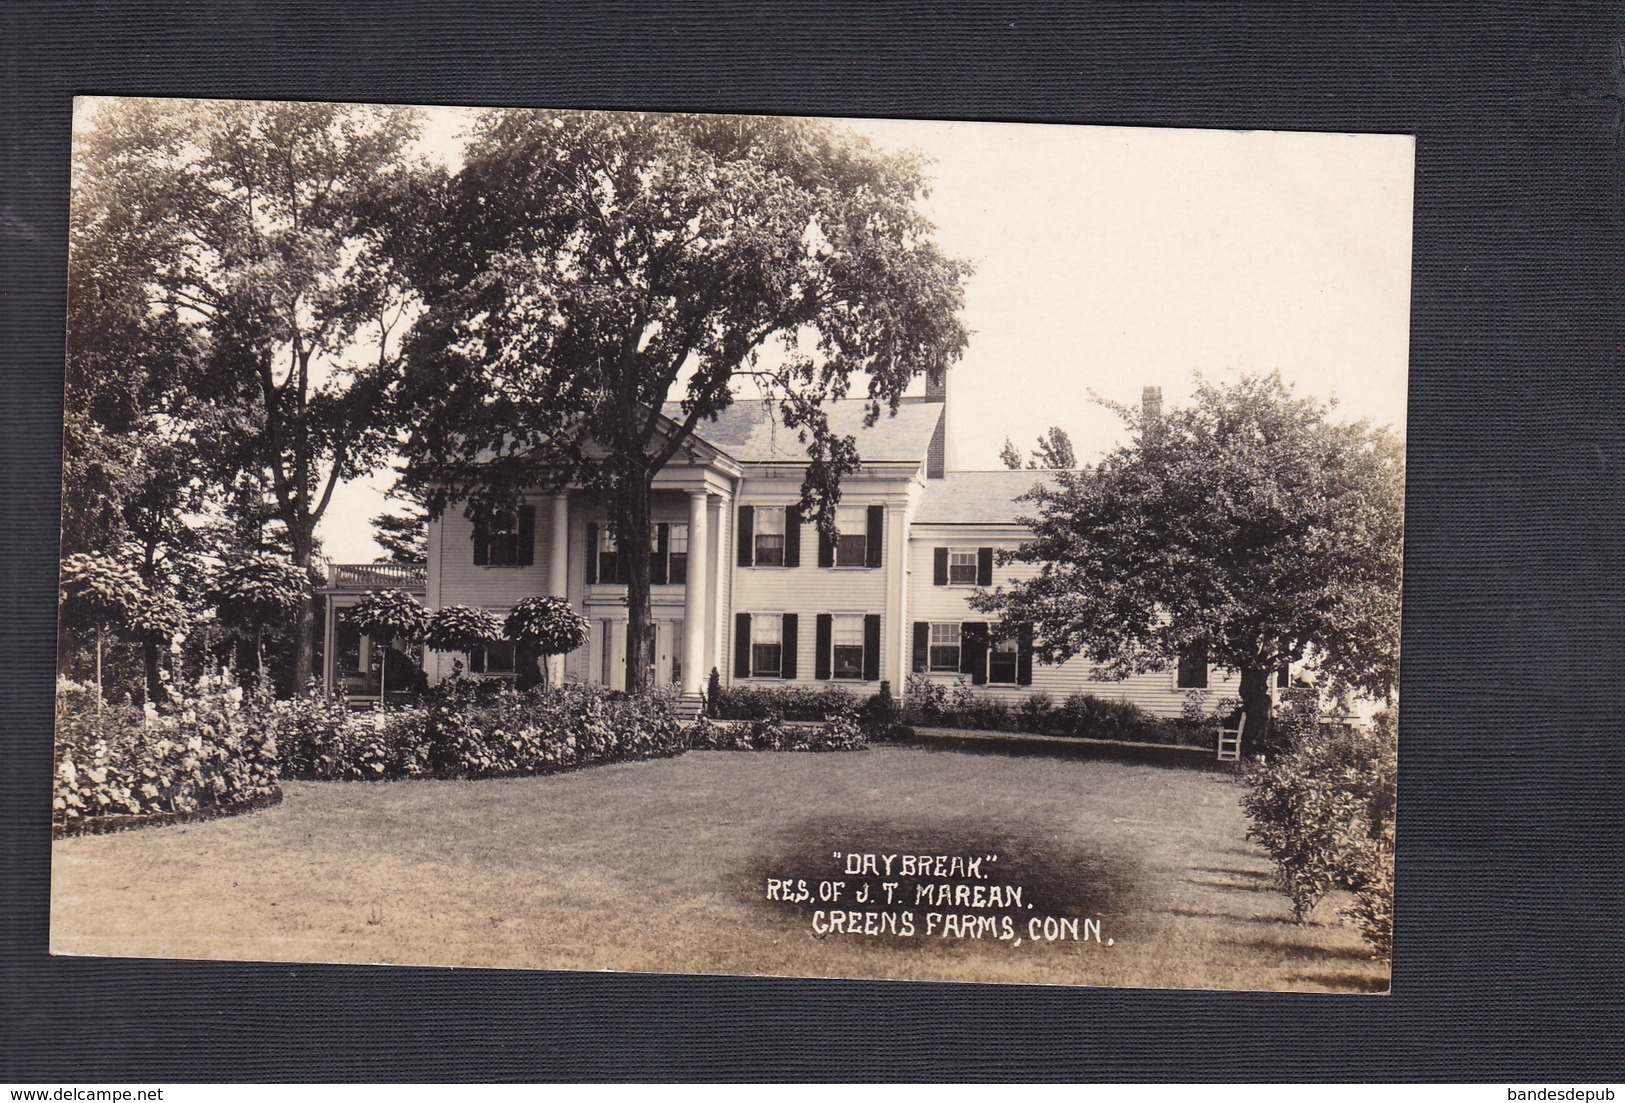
xmin=53 ymin=676 xmax=280 ymax=827
xmin=708 ymin=683 xmax=859 ymax=722
xmin=687 ymin=704 xmax=867 ymax=753
xmin=275 ymin=682 xmax=688 ymax=782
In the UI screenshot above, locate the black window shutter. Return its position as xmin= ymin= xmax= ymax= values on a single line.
xmin=814 ymin=614 xmax=833 ymax=680
xmin=585 ymin=522 xmax=598 ymax=584
xmin=865 ymin=505 xmax=884 ymax=568
xmin=469 ymin=646 xmax=485 ymax=674
xmin=781 ymin=613 xmax=799 ymax=680
xmin=1017 ymin=624 xmax=1034 ymax=686
xmin=962 ymin=622 xmax=989 ymax=685
xmin=473 ymin=516 xmax=489 ymax=565
xmin=912 ymin=622 xmax=930 ymax=673
xmin=734 ymin=613 xmax=752 ymax=678
xmin=932 ymin=547 xmax=949 ymax=586
xmin=517 ymin=506 xmax=536 ymax=566
xmin=651 ymin=523 xmax=669 ymax=585
xmin=862 ymin=615 xmax=882 ymax=680
xmin=1277 ymin=661 xmax=1291 ymax=689
xmin=977 ymin=547 xmax=994 ymax=587
xmin=783 ymin=505 xmax=801 ymax=568
xmin=736 ymin=505 xmax=754 ymax=566
xmin=817 ymin=523 xmax=834 ymax=568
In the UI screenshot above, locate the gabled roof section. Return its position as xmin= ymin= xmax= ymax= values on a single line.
xmin=668 ymin=398 xmax=943 ymax=466
xmin=914 ymin=469 xmax=1062 ymax=526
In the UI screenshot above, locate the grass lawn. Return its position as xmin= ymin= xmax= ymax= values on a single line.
xmin=51 ymin=746 xmax=1389 ymax=993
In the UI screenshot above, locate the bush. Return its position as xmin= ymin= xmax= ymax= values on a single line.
xmin=687 ymin=703 xmax=866 ymax=753
xmin=707 ymin=683 xmax=859 ymax=722
xmin=53 ymin=675 xmax=280 ymax=827
xmin=1239 ymin=711 xmax=1397 ymax=956
xmin=275 ymin=682 xmax=688 ymax=782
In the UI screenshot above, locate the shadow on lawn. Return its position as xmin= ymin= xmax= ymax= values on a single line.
xmin=747 ymin=814 xmax=1141 ymax=948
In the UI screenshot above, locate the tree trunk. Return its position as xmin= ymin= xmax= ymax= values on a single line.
xmin=290 ymin=527 xmax=316 ymax=692
xmin=1238 ymin=666 xmax=1276 ymax=757
xmin=143 ymin=637 xmax=162 ymax=704
xmin=619 ymin=475 xmax=654 ymax=694
xmin=95 ymin=625 xmax=104 ymax=712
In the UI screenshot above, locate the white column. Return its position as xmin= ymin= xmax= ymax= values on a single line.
xmin=682 ymin=490 xmax=709 ymax=696
xmin=547 ymin=492 xmax=570 ymax=685
xmin=709 ymin=494 xmax=728 ymax=678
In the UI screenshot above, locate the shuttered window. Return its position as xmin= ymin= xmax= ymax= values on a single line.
xmin=834 ymin=505 xmax=867 ymax=567
xmin=988 ymin=636 xmax=1019 ymax=684
xmin=476 ymin=506 xmax=534 ymax=567
xmin=929 ymin=623 xmax=962 ymax=672
xmin=948 ymin=549 xmax=978 ymax=584
xmin=831 ymin=615 xmax=865 ymax=680
xmin=1177 ymin=640 xmax=1209 ymax=689
xmin=596 ymin=526 xmax=620 ymax=584
xmin=751 ymin=614 xmax=783 ymax=678
xmin=754 ymin=507 xmax=786 ymax=566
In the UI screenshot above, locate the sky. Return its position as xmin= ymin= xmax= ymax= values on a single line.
xmin=318 ymin=109 xmax=1414 ymax=562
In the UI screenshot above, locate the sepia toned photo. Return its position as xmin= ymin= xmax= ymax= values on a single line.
xmin=51 ymin=98 xmax=1410 ymax=993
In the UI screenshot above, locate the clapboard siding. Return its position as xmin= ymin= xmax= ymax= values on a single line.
xmin=436 ymin=505 xmax=552 ymax=608
xmin=905 ymin=529 xmax=1241 ymax=718
xmin=730 ymin=489 xmax=894 ymax=687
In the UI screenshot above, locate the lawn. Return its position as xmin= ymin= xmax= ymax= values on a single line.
xmin=51 ymin=746 xmax=1389 ymax=993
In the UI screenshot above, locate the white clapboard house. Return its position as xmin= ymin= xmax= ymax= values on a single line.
xmin=320 ymin=376 xmax=1242 ymax=714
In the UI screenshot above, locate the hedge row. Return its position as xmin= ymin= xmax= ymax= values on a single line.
xmin=54 ymin=677 xmax=281 ymax=828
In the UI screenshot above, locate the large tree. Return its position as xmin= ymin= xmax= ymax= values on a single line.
xmin=70 ymin=98 xmax=427 ymax=690
xmin=396 ymin=110 xmax=970 ymax=690
xmin=972 ymin=374 xmax=1404 ymax=755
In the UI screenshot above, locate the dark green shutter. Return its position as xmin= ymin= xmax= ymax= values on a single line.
xmin=517 ymin=506 xmax=535 ymax=566
xmin=469 ymin=646 xmax=485 ymax=674
xmin=977 ymin=547 xmax=993 ymax=586
xmin=781 ymin=613 xmax=798 ymax=680
xmin=862 ymin=614 xmax=881 ymax=681
xmin=962 ymin=622 xmax=989 ymax=685
xmin=473 ymin=515 xmax=489 ymax=565
xmin=814 ymin=614 xmax=833 ymax=680
xmin=933 ymin=547 xmax=949 ymax=586
xmin=734 ymin=613 xmax=752 ymax=678
xmin=913 ymin=622 xmax=930 ymax=672
xmin=585 ymin=522 xmax=598 ymax=584
xmin=736 ymin=506 xmax=754 ymax=566
xmin=1017 ymin=624 xmax=1034 ymax=686
xmin=783 ymin=505 xmax=801 ymax=568
xmin=817 ymin=524 xmax=834 ymax=568
xmin=865 ymin=505 xmax=884 ymax=568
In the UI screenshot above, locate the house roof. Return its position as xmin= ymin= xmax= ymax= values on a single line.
xmin=670 ymin=397 xmax=943 ymax=465
xmin=914 ymin=469 xmax=1061 ymax=526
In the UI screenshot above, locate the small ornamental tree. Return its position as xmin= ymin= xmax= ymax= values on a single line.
xmin=59 ymin=551 xmax=148 ymax=706
xmin=209 ymin=552 xmax=307 ymax=685
xmin=126 ymin=589 xmax=189 ymax=700
xmin=348 ymin=589 xmax=429 ymax=706
xmin=423 ymin=604 xmax=505 ymax=674
xmin=504 ymin=596 xmax=590 ymax=688
xmin=972 ymin=373 xmax=1404 ymax=755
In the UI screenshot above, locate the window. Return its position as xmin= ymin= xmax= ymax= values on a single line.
xmin=988 ymin=636 xmax=1019 ymax=684
xmin=751 ymin=614 xmax=783 ymax=677
xmin=835 ymin=505 xmax=867 ymax=567
xmin=831 ymin=615 xmax=865 ymax=680
xmin=754 ymin=508 xmax=786 ymax=567
xmin=668 ymin=523 xmax=688 ymax=585
xmin=597 ymin=527 xmax=619 ymax=584
xmin=647 ymin=522 xmax=689 ymax=585
xmin=1177 ymin=640 xmax=1209 ymax=689
xmin=929 ymin=623 xmax=962 ymax=672
xmin=475 ymin=506 xmax=534 ymax=567
xmin=475 ymin=640 xmax=516 ymax=676
xmin=948 ymin=549 xmax=978 ymax=585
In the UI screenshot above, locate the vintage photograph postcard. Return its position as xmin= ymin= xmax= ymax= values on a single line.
xmin=51 ymin=98 xmax=1410 ymax=993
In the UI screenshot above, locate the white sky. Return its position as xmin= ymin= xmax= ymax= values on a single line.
xmin=320 ymin=109 xmax=1414 ymax=562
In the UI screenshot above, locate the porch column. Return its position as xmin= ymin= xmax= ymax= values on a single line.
xmin=547 ymin=491 xmax=570 ymax=685
xmin=682 ymin=490 xmax=709 ymax=696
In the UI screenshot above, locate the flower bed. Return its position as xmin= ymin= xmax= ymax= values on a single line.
xmin=276 ymin=682 xmax=690 ymax=781
xmin=53 ymin=677 xmax=281 ymax=834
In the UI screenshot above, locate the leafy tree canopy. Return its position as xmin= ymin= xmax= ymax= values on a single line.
xmin=971 ymin=374 xmax=1403 ymax=752
xmin=423 ymin=604 xmax=505 ymax=653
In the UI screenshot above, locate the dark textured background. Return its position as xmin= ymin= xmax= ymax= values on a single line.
xmin=3 ymin=1 xmax=1623 ymax=1082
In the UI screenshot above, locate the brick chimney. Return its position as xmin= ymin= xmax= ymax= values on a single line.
xmin=1142 ymin=385 xmax=1163 ymax=421
xmin=925 ymin=368 xmax=948 ymax=478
